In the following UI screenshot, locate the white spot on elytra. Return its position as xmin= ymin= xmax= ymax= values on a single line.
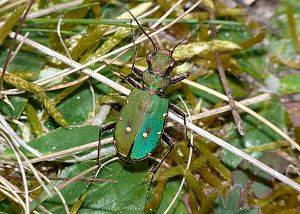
xmin=157 ymin=132 xmax=161 ymax=135
xmin=143 ymin=132 xmax=148 ymax=138
xmin=163 ymin=113 xmax=167 ymax=117
xmin=126 ymin=99 xmax=129 ymax=103
xmin=119 ymin=117 xmax=122 ymax=121
xmin=76 ymin=96 xmax=80 ymax=100
xmin=125 ymin=126 xmax=132 ymax=132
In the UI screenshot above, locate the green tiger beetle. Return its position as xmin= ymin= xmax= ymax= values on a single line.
xmin=97 ymin=17 xmax=190 ymax=170
xmin=78 ymin=11 xmax=193 ymax=208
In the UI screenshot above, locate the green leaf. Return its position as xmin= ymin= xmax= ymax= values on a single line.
xmin=280 ymin=74 xmax=300 ymax=94
xmin=27 ymin=125 xmax=99 ymax=155
xmin=0 ymin=50 xmax=45 ymax=74
xmin=0 ymin=95 xmax=27 ymax=118
xmin=237 ymin=55 xmax=268 ymax=81
xmin=173 ymin=40 xmax=241 ymax=61
xmin=214 ymin=185 xmax=259 ymax=214
xmin=190 ymin=73 xmax=247 ymax=106
xmin=45 ymin=85 xmax=93 ymax=128
xmin=42 ymin=161 xmax=187 ymax=213
xmin=221 ymin=98 xmax=288 ymax=168
xmin=0 ymin=3 xmax=27 ymax=45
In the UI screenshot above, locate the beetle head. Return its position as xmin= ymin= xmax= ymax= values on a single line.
xmin=146 ymin=49 xmax=175 ymax=77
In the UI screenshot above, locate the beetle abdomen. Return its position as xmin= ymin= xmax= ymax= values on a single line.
xmin=114 ymin=88 xmax=169 ymax=161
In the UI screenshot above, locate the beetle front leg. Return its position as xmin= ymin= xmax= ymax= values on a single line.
xmin=132 ymin=64 xmax=143 ymax=77
xmin=125 ymin=76 xmax=143 ymax=89
xmin=118 ymin=73 xmax=143 ymax=89
xmin=171 ymin=73 xmax=189 ymax=84
xmin=132 ymin=49 xmax=143 ymax=77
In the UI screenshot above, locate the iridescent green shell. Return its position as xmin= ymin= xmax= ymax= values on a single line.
xmin=143 ymin=70 xmax=171 ymax=91
xmin=149 ymin=52 xmax=173 ymax=74
xmin=114 ymin=88 xmax=169 ymax=161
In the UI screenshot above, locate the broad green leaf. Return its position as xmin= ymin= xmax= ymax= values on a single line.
xmin=221 ymin=98 xmax=288 ymax=168
xmin=46 ymin=85 xmax=93 ymax=128
xmin=280 ymin=74 xmax=300 ymax=94
xmin=0 ymin=50 xmax=45 ymax=75
xmin=42 ymin=161 xmax=187 ymax=213
xmin=0 ymin=3 xmax=27 ymax=45
xmin=0 ymin=95 xmax=27 ymax=118
xmin=214 ymin=185 xmax=259 ymax=214
xmin=27 ymin=125 xmax=99 ymax=155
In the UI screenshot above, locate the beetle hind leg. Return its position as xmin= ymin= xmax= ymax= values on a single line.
xmin=97 ymin=122 xmax=116 ymax=166
xmin=77 ymin=122 xmax=116 ymax=204
xmin=170 ymin=104 xmax=198 ymax=154
xmin=170 ymin=104 xmax=188 ymax=140
xmin=146 ymin=133 xmax=174 ymax=201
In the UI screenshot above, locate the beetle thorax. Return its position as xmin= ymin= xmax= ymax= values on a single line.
xmin=146 ymin=50 xmax=175 ymax=76
xmin=149 ymin=53 xmax=172 ymax=73
xmin=143 ymin=70 xmax=171 ymax=92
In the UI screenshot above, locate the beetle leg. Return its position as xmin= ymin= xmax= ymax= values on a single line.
xmin=171 ymin=73 xmax=189 ymax=84
xmin=77 ymin=122 xmax=116 ymax=205
xmin=119 ymin=73 xmax=143 ymax=89
xmin=131 ymin=48 xmax=143 ymax=77
xmin=170 ymin=104 xmax=188 ymax=140
xmin=162 ymin=132 xmax=174 ymax=150
xmin=169 ymin=104 xmax=197 ymax=153
xmin=126 ymin=76 xmax=143 ymax=89
xmin=146 ymin=133 xmax=174 ymax=200
xmin=129 ymin=19 xmax=143 ymax=77
xmin=151 ymin=133 xmax=174 ymax=174
xmin=97 ymin=122 xmax=116 ymax=166
xmin=132 ymin=64 xmax=143 ymax=77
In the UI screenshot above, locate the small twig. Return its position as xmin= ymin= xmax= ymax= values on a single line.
xmin=57 ymin=17 xmax=72 ymax=59
xmin=30 ymin=137 xmax=113 ymax=163
xmin=183 ymin=79 xmax=300 ymax=153
xmin=0 ymin=0 xmax=27 ymax=14
xmin=164 ymin=96 xmax=194 ymax=214
xmin=0 ymin=114 xmax=42 ymax=157
xmin=0 ymin=0 xmax=35 ymax=96
xmin=0 ymin=175 xmax=26 ymax=209
xmin=209 ymin=11 xmax=245 ymax=135
xmin=9 ymin=32 xmax=29 ymax=64
xmin=7 ymin=1 xmax=300 ymax=192
xmin=0 ymin=128 xmax=29 ymax=214
xmin=33 ymin=169 xmax=70 ymax=214
xmin=190 ymin=93 xmax=271 ymax=121
xmin=2 ymin=175 xmax=117 ymax=183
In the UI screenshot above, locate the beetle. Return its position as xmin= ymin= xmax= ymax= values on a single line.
xmin=96 ymin=14 xmax=190 ymax=170
xmin=75 ymin=12 xmax=193 ymax=211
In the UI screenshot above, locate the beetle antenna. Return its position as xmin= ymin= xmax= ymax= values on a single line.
xmin=130 ymin=19 xmax=139 ymax=66
xmin=170 ymin=23 xmax=202 ymax=55
xmin=126 ymin=8 xmax=158 ymax=53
